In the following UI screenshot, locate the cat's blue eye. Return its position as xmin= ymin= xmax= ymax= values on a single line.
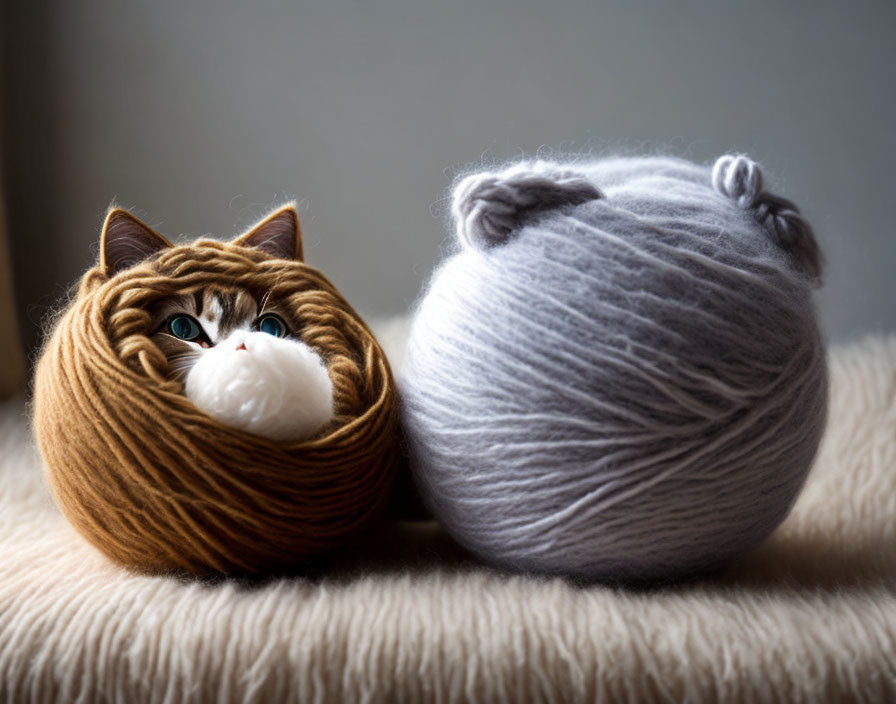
xmin=168 ymin=315 xmax=203 ymax=341
xmin=257 ymin=314 xmax=288 ymax=337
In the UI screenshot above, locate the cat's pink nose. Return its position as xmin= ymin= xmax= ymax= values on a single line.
xmin=236 ymin=342 xmax=248 ymax=352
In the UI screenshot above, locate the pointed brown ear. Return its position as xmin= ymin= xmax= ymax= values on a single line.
xmin=101 ymin=208 xmax=173 ymax=276
xmin=233 ymin=204 xmax=303 ymax=261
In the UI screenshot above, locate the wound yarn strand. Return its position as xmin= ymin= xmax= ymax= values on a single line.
xmin=34 ymin=240 xmax=400 ymax=576
xmin=401 ymin=154 xmax=828 ymax=583
xmin=712 ymin=154 xmax=822 ymax=284
xmin=453 ymin=161 xmax=602 ymax=249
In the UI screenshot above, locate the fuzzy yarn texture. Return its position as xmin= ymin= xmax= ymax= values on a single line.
xmin=32 ymin=240 xmax=400 ymax=576
xmin=1 ymin=328 xmax=895 ymax=703
xmin=402 ymin=155 xmax=828 ymax=582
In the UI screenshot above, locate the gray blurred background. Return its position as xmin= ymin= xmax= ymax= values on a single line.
xmin=3 ymin=0 xmax=894 ymax=355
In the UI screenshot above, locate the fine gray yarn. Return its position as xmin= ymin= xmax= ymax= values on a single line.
xmin=452 ymin=161 xmax=602 ymax=250
xmin=401 ymin=154 xmax=828 ymax=583
xmin=712 ymin=154 xmax=823 ymax=284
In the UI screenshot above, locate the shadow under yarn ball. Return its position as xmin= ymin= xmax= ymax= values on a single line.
xmin=401 ymin=155 xmax=828 ymax=583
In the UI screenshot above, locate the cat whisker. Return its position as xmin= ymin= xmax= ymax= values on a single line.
xmin=165 ymin=350 xmax=201 ymax=374
xmin=168 ymin=360 xmax=198 ymax=371
xmin=167 ymin=348 xmax=200 ymax=357
xmin=258 ymin=274 xmax=289 ymax=317
xmin=258 ymin=288 xmax=274 ymax=317
xmin=168 ymin=354 xmax=201 ymax=367
xmin=167 ymin=362 xmax=197 ymax=380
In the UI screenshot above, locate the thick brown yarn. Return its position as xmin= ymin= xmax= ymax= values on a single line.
xmin=33 ymin=240 xmax=400 ymax=575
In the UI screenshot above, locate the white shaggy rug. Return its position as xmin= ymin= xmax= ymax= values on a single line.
xmin=1 ymin=326 xmax=895 ymax=703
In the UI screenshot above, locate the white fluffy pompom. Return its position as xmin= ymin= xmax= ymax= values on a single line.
xmin=185 ymin=330 xmax=334 ymax=443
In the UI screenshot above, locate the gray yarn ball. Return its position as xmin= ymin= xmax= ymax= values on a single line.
xmin=401 ymin=155 xmax=828 ymax=583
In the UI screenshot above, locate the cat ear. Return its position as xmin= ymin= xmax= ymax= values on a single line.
xmin=101 ymin=208 xmax=173 ymax=276
xmin=234 ymin=204 xmax=304 ymax=261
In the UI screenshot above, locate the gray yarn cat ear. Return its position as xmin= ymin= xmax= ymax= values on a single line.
xmin=452 ymin=161 xmax=602 ymax=250
xmin=712 ymin=154 xmax=823 ymax=286
xmin=234 ymin=204 xmax=304 ymax=261
xmin=101 ymin=208 xmax=173 ymax=277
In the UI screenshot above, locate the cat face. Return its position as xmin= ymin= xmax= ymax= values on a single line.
xmin=150 ymin=288 xmax=292 ymax=379
xmin=100 ymin=205 xmax=335 ymax=443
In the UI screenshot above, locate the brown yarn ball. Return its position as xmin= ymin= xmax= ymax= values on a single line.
xmin=33 ymin=234 xmax=400 ymax=576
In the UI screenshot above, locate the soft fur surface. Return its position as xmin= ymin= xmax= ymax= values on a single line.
xmin=1 ymin=323 xmax=895 ymax=703
xmin=185 ymin=329 xmax=334 ymax=443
